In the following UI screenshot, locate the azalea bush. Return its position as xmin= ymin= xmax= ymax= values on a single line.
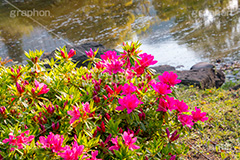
xmin=0 ymin=42 xmax=208 ymax=160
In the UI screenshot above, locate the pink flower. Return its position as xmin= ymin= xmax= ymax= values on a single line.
xmin=85 ymin=48 xmax=95 ymax=58
xmin=101 ymin=50 xmax=120 ymax=61
xmin=121 ymin=83 xmax=137 ymax=95
xmin=82 ymin=102 xmax=90 ymax=113
xmin=191 ymin=107 xmax=208 ymax=122
xmin=38 ymin=132 xmax=65 ymax=153
xmin=31 ymin=80 xmax=49 ymax=96
xmin=58 ymin=141 xmax=87 ymax=160
xmin=178 ymin=114 xmax=194 ymax=128
xmin=158 ymin=72 xmax=181 ymax=87
xmin=151 ymin=82 xmax=172 ymax=95
xmin=156 ymin=98 xmax=169 ymax=112
xmin=67 ymin=106 xmax=81 ymax=124
xmin=103 ymin=60 xmax=124 ymax=75
xmin=175 ymin=100 xmax=189 ymax=113
xmin=86 ymin=151 xmax=102 ymax=160
xmin=132 ymin=53 xmax=157 ymax=76
xmin=109 ymin=136 xmax=120 ymax=151
xmin=132 ymin=65 xmax=145 ymax=76
xmin=68 ymin=49 xmax=76 ymax=58
xmin=138 ymin=53 xmax=158 ymax=68
xmin=61 ymin=49 xmax=76 ymax=59
xmin=116 ymin=94 xmax=143 ymax=114
xmin=122 ymin=131 xmax=140 ymax=151
xmin=3 ymin=130 xmax=34 ymax=150
xmin=96 ymin=61 xmax=104 ymax=69
xmin=164 ymin=95 xmax=176 ymax=111
xmin=126 ymin=68 xmax=135 ymax=80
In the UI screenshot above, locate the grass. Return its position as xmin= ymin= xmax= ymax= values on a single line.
xmin=175 ymin=84 xmax=240 ymax=159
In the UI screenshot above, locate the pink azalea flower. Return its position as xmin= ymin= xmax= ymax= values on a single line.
xmin=156 ymin=98 xmax=169 ymax=112
xmin=67 ymin=106 xmax=81 ymax=124
xmin=31 ymin=80 xmax=49 ymax=96
xmin=61 ymin=49 xmax=76 ymax=59
xmin=95 ymin=61 xmax=104 ymax=69
xmin=86 ymin=151 xmax=102 ymax=160
xmin=3 ymin=130 xmax=34 ymax=150
xmin=138 ymin=53 xmax=158 ymax=68
xmin=178 ymin=114 xmax=194 ymax=128
xmin=151 ymin=82 xmax=172 ymax=95
xmin=158 ymin=72 xmax=181 ymax=87
xmin=38 ymin=132 xmax=65 ymax=153
xmin=116 ymin=94 xmax=143 ymax=114
xmin=126 ymin=68 xmax=135 ymax=80
xmin=82 ymin=102 xmax=90 ymax=113
xmin=101 ymin=50 xmax=120 ymax=61
xmin=58 ymin=141 xmax=87 ymax=160
xmin=122 ymin=131 xmax=140 ymax=151
xmin=102 ymin=59 xmax=124 ymax=75
xmin=132 ymin=65 xmax=145 ymax=76
xmin=85 ymin=48 xmax=95 ymax=58
xmin=121 ymin=83 xmax=137 ymax=95
xmin=164 ymin=95 xmax=176 ymax=111
xmin=109 ymin=136 xmax=120 ymax=151
xmin=132 ymin=53 xmax=157 ymax=76
xmin=175 ymin=100 xmax=189 ymax=113
xmin=191 ymin=107 xmax=208 ymax=122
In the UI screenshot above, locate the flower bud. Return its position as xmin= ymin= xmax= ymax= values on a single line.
xmin=93 ymin=129 xmax=98 ymax=137
xmin=0 ymin=106 xmax=6 ymax=115
xmin=101 ymin=121 xmax=106 ymax=133
xmin=52 ymin=122 xmax=60 ymax=131
xmin=94 ymin=85 xmax=100 ymax=92
xmin=105 ymin=113 xmax=111 ymax=121
xmin=93 ymin=96 xmax=100 ymax=103
xmin=47 ymin=105 xmax=55 ymax=114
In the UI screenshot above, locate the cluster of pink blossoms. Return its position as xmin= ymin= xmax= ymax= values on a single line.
xmin=37 ymin=132 xmax=66 ymax=153
xmin=116 ymin=94 xmax=143 ymax=114
xmin=67 ymin=102 xmax=92 ymax=124
xmin=150 ymin=72 xmax=208 ymax=128
xmin=2 ymin=130 xmax=34 ymax=151
xmin=109 ymin=131 xmax=140 ymax=151
xmin=31 ymin=80 xmax=49 ymax=96
xmin=37 ymin=133 xmax=101 ymax=160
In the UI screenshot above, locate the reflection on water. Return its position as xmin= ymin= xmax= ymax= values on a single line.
xmin=0 ymin=0 xmax=239 ymax=68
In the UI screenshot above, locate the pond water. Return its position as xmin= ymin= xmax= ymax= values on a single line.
xmin=0 ymin=0 xmax=239 ymax=69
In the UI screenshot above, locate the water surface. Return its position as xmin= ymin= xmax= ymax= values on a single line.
xmin=0 ymin=0 xmax=239 ymax=69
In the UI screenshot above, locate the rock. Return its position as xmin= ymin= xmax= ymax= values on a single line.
xmin=230 ymin=84 xmax=240 ymax=91
xmin=150 ymin=65 xmax=175 ymax=74
xmin=174 ymin=68 xmax=216 ymax=89
xmin=188 ymin=62 xmax=225 ymax=88
xmin=171 ymin=68 xmax=225 ymax=89
xmin=190 ymin=62 xmax=215 ymax=70
xmin=41 ymin=41 xmax=112 ymax=68
xmin=215 ymin=70 xmax=225 ymax=88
